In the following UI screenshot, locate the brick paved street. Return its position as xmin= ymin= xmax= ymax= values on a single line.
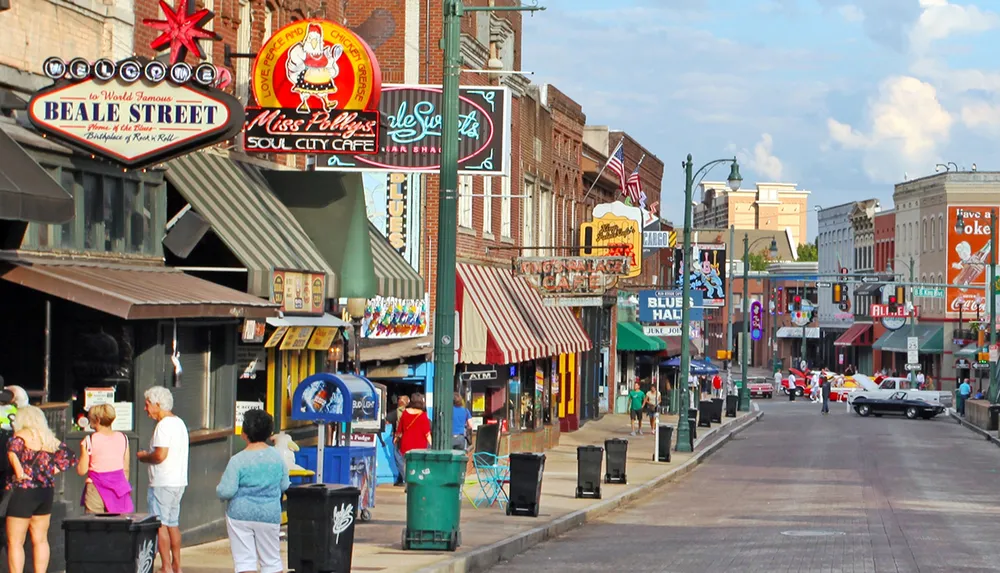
xmin=491 ymin=399 xmax=1000 ymax=573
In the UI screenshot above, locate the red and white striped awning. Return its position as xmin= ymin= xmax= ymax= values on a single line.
xmin=457 ymin=263 xmax=592 ymax=365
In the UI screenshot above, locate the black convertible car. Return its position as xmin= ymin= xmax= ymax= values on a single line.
xmin=853 ymin=391 xmax=945 ymax=420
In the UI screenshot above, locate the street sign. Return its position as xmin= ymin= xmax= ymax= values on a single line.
xmin=913 ymin=286 xmax=945 ymax=299
xmin=907 ymin=337 xmax=918 ymax=351
xmin=904 ymin=363 xmax=922 ymax=371
xmin=991 ymin=344 xmax=999 ymax=363
xmin=642 ymin=325 xmax=693 ymax=337
xmin=816 ymin=281 xmax=832 ymax=288
xmin=907 ymin=351 xmax=919 ymax=364
xmin=861 ymin=276 xmax=879 ymax=283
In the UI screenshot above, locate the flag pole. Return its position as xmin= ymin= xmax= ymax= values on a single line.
xmin=583 ymin=136 xmax=625 ymax=201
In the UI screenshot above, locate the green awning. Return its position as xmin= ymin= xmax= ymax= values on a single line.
xmin=955 ymin=345 xmax=979 ymax=358
xmin=617 ymin=322 xmax=667 ymax=352
xmin=369 ymin=224 xmax=424 ymax=300
xmin=872 ymin=325 xmax=944 ymax=354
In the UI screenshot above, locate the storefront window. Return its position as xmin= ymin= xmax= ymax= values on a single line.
xmin=63 ymin=318 xmax=135 ymax=430
xmin=507 ymin=367 xmax=520 ymax=432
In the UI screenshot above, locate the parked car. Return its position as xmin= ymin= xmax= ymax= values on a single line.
xmin=852 ymin=391 xmax=946 ymax=420
xmin=746 ymin=377 xmax=774 ymax=399
xmin=847 ymin=375 xmax=951 ymax=407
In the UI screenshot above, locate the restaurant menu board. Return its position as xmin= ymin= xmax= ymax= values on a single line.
xmin=280 ymin=326 xmax=314 ymax=350
xmin=307 ymin=327 xmax=339 ymax=350
xmin=265 ymin=326 xmax=288 ymax=348
xmin=82 ymin=387 xmax=133 ymax=431
xmin=235 ymin=401 xmax=264 ymax=434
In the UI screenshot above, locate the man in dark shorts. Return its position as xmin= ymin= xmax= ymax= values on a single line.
xmin=628 ymin=382 xmax=645 ymax=436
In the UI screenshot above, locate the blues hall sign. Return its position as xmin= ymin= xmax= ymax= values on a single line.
xmin=320 ymin=84 xmax=512 ymax=176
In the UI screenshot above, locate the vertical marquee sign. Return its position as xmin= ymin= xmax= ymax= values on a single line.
xmin=244 ymin=20 xmax=382 ymax=154
xmin=750 ymin=300 xmax=763 ymax=341
xmin=26 ymin=0 xmax=243 ymax=168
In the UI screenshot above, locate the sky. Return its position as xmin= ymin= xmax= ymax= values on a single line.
xmin=520 ymin=0 xmax=1000 ymax=240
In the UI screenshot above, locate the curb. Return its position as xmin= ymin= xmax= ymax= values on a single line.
xmin=949 ymin=410 xmax=1000 ymax=447
xmin=415 ymin=407 xmax=765 ymax=573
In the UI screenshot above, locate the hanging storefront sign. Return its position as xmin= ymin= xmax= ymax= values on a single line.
xmin=948 ymin=206 xmax=995 ymax=316
xmin=320 ymin=85 xmax=511 ymax=175
xmin=271 ymin=269 xmax=326 ymax=316
xmin=245 ymin=19 xmax=382 ymax=154
xmin=581 ymin=206 xmax=642 ymax=278
xmin=637 ymin=289 xmax=703 ymax=323
xmin=513 ymin=256 xmax=629 ymax=296
xmin=360 ymin=296 xmax=429 ymax=339
xmin=363 ymin=172 xmax=421 ymax=271
xmin=28 ymin=58 xmax=242 ymax=167
xmin=750 ymin=300 xmax=763 ymax=341
xmin=673 ymin=243 xmax=726 ymax=307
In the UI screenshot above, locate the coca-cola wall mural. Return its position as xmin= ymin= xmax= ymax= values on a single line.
xmin=947 ymin=206 xmax=996 ymax=316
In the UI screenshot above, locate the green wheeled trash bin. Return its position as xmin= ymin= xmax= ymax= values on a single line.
xmin=287 ymin=483 xmax=361 ymax=573
xmin=402 ymin=449 xmax=468 ymax=551
xmin=64 ymin=513 xmax=161 ymax=573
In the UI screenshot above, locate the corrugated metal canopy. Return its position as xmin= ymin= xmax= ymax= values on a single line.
xmin=1 ymin=260 xmax=278 ymax=320
xmin=165 ymin=151 xmax=336 ymax=298
xmin=0 ymin=126 xmax=74 ymax=224
xmin=369 ymin=223 xmax=424 ymax=300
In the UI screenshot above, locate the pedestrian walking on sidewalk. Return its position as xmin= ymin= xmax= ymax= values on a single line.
xmin=810 ymin=370 xmax=821 ymax=403
xmin=773 ymin=369 xmax=782 ymax=393
xmin=821 ymin=375 xmax=832 ymax=415
xmin=452 ymin=393 xmax=473 ymax=451
xmin=5 ymin=405 xmax=76 ymax=573
xmin=644 ymin=384 xmax=661 ymax=434
xmin=397 ymin=393 xmax=432 ymax=486
xmin=217 ymin=409 xmax=289 ymax=573
xmin=76 ymin=403 xmax=133 ymax=514
xmin=628 ymin=382 xmax=645 ymax=436
xmin=138 ymin=386 xmax=189 ymax=573
xmin=386 ymin=395 xmax=409 ymax=486
xmin=959 ymin=379 xmax=972 ymax=416
xmin=711 ymin=374 xmax=722 ymax=399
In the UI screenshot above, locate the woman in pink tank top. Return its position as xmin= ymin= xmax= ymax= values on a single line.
xmin=75 ymin=404 xmax=133 ymax=513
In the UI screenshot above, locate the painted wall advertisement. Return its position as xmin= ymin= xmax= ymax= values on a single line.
xmin=364 ymin=172 xmax=421 ymax=271
xmin=580 ymin=202 xmax=644 ymax=278
xmin=513 ymin=256 xmax=629 ymax=297
xmin=321 ymin=85 xmax=512 ymax=175
xmin=360 ymin=296 xmax=429 ymax=339
xmin=271 ymin=269 xmax=326 ymax=315
xmin=673 ymin=244 xmax=726 ymax=307
xmin=948 ymin=206 xmax=994 ymax=316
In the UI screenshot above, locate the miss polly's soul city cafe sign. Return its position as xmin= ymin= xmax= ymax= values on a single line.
xmin=514 ymin=256 xmax=630 ymax=296
xmin=26 ymin=0 xmax=243 ymax=168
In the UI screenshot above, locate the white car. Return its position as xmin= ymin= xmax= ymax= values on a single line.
xmin=847 ymin=375 xmax=951 ymax=407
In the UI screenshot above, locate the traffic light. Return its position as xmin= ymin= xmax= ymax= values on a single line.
xmin=895 ymin=285 xmax=906 ymax=307
xmin=832 ymin=283 xmax=842 ymax=304
xmin=790 ymin=294 xmax=800 ymax=313
xmin=978 ymin=351 xmax=990 ymax=364
xmin=888 ymin=294 xmax=898 ymax=314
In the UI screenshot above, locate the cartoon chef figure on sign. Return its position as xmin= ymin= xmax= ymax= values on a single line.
xmin=285 ymin=23 xmax=344 ymax=112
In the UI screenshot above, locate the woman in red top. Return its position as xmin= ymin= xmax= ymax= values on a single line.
xmin=395 ymin=393 xmax=431 ymax=487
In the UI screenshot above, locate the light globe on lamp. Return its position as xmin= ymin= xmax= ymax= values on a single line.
xmin=727 ymin=159 xmax=742 ymax=191
xmin=769 ymin=238 xmax=779 ymax=259
xmin=346 ymin=297 xmax=367 ymax=320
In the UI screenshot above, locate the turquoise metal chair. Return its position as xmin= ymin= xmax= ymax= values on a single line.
xmin=468 ymin=451 xmax=509 ymax=508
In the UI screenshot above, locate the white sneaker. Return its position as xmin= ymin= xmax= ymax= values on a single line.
xmin=638 ymin=430 xmax=643 ymax=435
xmin=630 ymin=431 xmax=636 ymax=436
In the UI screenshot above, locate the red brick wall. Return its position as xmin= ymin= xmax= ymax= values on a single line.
xmin=875 ymin=211 xmax=895 ymax=273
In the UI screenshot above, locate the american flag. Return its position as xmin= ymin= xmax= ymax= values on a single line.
xmin=606 ymin=143 xmax=627 ymax=194
xmin=625 ymin=166 xmax=644 ymax=206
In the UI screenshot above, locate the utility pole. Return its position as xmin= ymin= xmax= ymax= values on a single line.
xmin=725 ymin=225 xmax=735 ymax=395
xmin=741 ymin=233 xmax=750 ymax=394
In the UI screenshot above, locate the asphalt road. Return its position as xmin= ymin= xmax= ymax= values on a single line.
xmin=490 ymin=398 xmax=1000 ymax=573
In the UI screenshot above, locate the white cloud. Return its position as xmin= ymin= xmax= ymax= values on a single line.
xmin=961 ymin=101 xmax=1000 ymax=131
xmin=837 ymin=5 xmax=864 ymax=22
xmin=827 ymin=76 xmax=952 ymax=183
xmin=910 ymin=0 xmax=1000 ymax=53
xmin=735 ymin=134 xmax=785 ymax=181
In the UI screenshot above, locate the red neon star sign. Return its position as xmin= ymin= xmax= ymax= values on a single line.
xmin=143 ymin=0 xmax=220 ymax=65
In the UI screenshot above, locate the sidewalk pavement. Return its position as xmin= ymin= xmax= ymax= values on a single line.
xmin=175 ymin=407 xmax=762 ymax=573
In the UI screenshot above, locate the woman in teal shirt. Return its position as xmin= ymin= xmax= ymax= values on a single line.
xmin=217 ymin=409 xmax=290 ymax=573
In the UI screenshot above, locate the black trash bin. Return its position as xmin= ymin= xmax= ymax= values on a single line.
xmin=507 ymin=452 xmax=546 ymax=517
xmin=64 ymin=513 xmax=161 ymax=572
xmin=698 ymin=400 xmax=713 ymax=428
xmin=725 ymin=394 xmax=738 ymax=417
xmin=656 ymin=424 xmax=673 ymax=462
xmin=710 ymin=398 xmax=724 ymax=423
xmin=604 ymin=438 xmax=628 ymax=484
xmin=576 ymin=445 xmax=603 ymax=499
xmin=287 ymin=483 xmax=361 ymax=573
xmin=687 ymin=408 xmax=698 ymax=440
xmin=989 ymin=405 xmax=1000 ymax=431
xmin=687 ymin=418 xmax=696 ymax=450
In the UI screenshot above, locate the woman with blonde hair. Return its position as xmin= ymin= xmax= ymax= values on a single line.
xmin=6 ymin=405 xmax=76 ymax=573
xmin=76 ymin=404 xmax=132 ymax=513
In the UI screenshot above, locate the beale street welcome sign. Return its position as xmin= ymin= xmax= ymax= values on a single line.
xmin=513 ymin=256 xmax=629 ymax=297
xmin=28 ymin=58 xmax=243 ymax=167
xmin=320 ymin=84 xmax=512 ymax=176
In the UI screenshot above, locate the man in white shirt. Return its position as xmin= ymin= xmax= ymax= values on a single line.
xmin=138 ymin=386 xmax=190 ymax=573
xmin=811 ymin=371 xmax=821 ymax=403
xmin=916 ymin=372 xmax=926 ymax=389
xmin=773 ymin=370 xmax=782 ymax=393
xmin=787 ymin=372 xmax=796 ymax=399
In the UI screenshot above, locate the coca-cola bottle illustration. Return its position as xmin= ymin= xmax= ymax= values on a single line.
xmin=953 ymin=240 xmax=991 ymax=292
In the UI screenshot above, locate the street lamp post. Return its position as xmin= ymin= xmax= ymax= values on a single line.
xmin=677 ymin=155 xmax=742 ymax=453
xmin=740 ymin=234 xmax=778 ymax=410
xmin=725 ymin=225 xmax=735 ymax=395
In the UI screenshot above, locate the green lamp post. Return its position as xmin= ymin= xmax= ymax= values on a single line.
xmin=739 ymin=234 xmax=778 ymax=411
xmin=677 ymin=156 xmax=741 ymax=452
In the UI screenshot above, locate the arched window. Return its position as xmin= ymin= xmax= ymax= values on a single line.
xmin=939 ymin=214 xmax=945 ymax=251
xmin=922 ymin=218 xmax=928 ymax=252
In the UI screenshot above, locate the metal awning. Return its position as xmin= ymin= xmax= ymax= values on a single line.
xmin=369 ymin=224 xmax=424 ymax=300
xmin=617 ymin=322 xmax=667 ymax=352
xmin=266 ymin=313 xmax=351 ymax=328
xmin=1 ymin=260 xmax=278 ymax=319
xmin=776 ymin=326 xmax=820 ymax=339
xmin=165 ymin=150 xmax=336 ymax=298
xmin=0 ymin=127 xmax=74 ymax=223
xmin=872 ymin=325 xmax=944 ymax=353
xmin=834 ymin=323 xmax=874 ymax=347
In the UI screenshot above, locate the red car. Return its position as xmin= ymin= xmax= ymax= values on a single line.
xmin=780 ymin=368 xmax=812 ymax=396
